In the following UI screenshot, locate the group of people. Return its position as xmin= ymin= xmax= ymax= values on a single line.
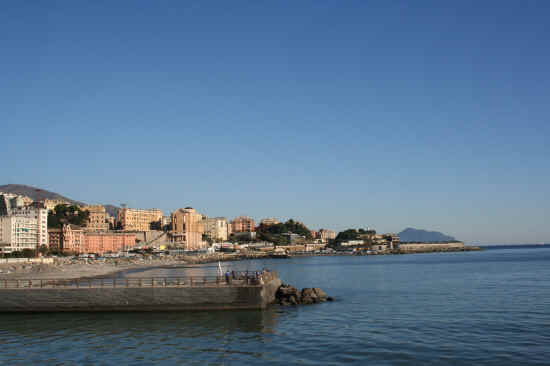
xmin=223 ymin=269 xmax=269 ymax=284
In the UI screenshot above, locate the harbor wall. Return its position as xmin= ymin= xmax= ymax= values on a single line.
xmin=397 ymin=242 xmax=465 ymax=252
xmin=0 ymin=278 xmax=282 ymax=312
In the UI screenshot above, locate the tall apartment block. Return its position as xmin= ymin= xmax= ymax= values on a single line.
xmin=171 ymin=207 xmax=207 ymax=251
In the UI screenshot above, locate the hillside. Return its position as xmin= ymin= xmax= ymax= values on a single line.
xmin=0 ymin=184 xmax=119 ymax=216
xmin=398 ymin=228 xmax=457 ymax=243
xmin=0 ymin=184 xmax=85 ymax=205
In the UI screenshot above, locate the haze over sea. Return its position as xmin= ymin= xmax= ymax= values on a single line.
xmin=1 ymin=246 xmax=549 ymax=366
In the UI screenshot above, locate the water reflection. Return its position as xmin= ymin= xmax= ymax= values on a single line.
xmin=0 ymin=308 xmax=280 ymax=337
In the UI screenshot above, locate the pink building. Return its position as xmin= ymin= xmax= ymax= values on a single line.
xmin=61 ymin=224 xmax=85 ymax=253
xmin=51 ymin=225 xmax=136 ymax=255
xmin=84 ymin=232 xmax=136 ymax=255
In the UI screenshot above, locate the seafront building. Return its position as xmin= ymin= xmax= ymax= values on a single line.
xmin=230 ymin=216 xmax=255 ymax=233
xmin=205 ymin=217 xmax=228 ymax=242
xmin=0 ymin=216 xmax=41 ymax=253
xmin=48 ymin=224 xmax=136 ymax=255
xmin=170 ymin=207 xmax=207 ymax=250
xmin=117 ymin=206 xmax=162 ymax=231
xmin=84 ymin=232 xmax=135 ymax=254
xmin=58 ymin=224 xmax=85 ymax=253
xmin=6 ymin=205 xmax=48 ymax=248
xmin=373 ymin=233 xmax=399 ymax=249
xmin=319 ymin=229 xmax=336 ymax=243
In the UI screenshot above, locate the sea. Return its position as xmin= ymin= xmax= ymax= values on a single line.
xmin=1 ymin=245 xmax=549 ymax=366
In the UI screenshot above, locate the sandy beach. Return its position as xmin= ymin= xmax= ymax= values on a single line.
xmin=0 ymin=252 xmax=272 ymax=280
xmin=0 ymin=257 xmax=186 ymax=280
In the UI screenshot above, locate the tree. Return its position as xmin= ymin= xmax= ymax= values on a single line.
xmin=21 ymin=249 xmax=36 ymax=258
xmin=256 ymin=219 xmax=313 ymax=245
xmin=39 ymin=245 xmax=49 ymax=256
xmin=48 ymin=204 xmax=90 ymax=228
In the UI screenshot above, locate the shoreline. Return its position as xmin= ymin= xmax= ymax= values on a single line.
xmin=0 ymin=246 xmax=482 ymax=280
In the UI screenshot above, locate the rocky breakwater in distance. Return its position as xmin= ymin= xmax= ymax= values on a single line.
xmin=275 ymin=283 xmax=334 ymax=306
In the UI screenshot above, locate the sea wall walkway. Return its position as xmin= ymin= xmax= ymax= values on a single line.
xmin=0 ymin=271 xmax=281 ymax=312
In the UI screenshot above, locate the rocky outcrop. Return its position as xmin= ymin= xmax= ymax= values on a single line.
xmin=276 ymin=284 xmax=332 ymax=306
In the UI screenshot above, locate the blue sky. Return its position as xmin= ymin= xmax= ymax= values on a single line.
xmin=1 ymin=1 xmax=549 ymax=244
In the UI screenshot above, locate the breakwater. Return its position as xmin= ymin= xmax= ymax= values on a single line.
xmin=396 ymin=242 xmax=481 ymax=253
xmin=0 ymin=271 xmax=281 ymax=312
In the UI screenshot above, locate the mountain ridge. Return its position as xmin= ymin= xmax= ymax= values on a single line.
xmin=398 ymin=227 xmax=457 ymax=242
xmin=0 ymin=184 xmax=119 ymax=216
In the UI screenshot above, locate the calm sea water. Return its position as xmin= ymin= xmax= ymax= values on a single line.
xmin=1 ymin=246 xmax=549 ymax=365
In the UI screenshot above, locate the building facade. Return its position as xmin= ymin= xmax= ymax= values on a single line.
xmin=0 ymin=216 xmax=40 ymax=253
xmin=117 ymin=207 xmax=162 ymax=231
xmin=0 ymin=194 xmax=26 ymax=215
xmin=161 ymin=215 xmax=171 ymax=229
xmin=48 ymin=228 xmax=62 ymax=251
xmin=230 ymin=216 xmax=255 ymax=233
xmin=205 ymin=217 xmax=228 ymax=242
xmin=171 ymin=207 xmax=206 ymax=250
xmin=319 ymin=229 xmax=336 ymax=243
xmin=43 ymin=199 xmax=70 ymax=212
xmin=260 ymin=218 xmax=278 ymax=226
xmin=7 ymin=206 xmax=48 ymax=248
xmin=84 ymin=232 xmax=136 ymax=255
xmin=81 ymin=205 xmax=108 ymax=232
xmin=60 ymin=224 xmax=85 ymax=253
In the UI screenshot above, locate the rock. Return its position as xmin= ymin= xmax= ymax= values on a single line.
xmin=313 ymin=288 xmax=327 ymax=300
xmin=276 ymin=284 xmax=330 ymax=306
xmin=300 ymin=288 xmax=317 ymax=304
xmin=277 ymin=284 xmax=299 ymax=297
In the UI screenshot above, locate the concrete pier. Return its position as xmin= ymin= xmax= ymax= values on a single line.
xmin=0 ymin=272 xmax=281 ymax=312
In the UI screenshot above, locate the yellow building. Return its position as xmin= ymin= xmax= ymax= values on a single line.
xmin=43 ymin=199 xmax=70 ymax=212
xmin=117 ymin=207 xmax=162 ymax=232
xmin=81 ymin=205 xmax=109 ymax=232
xmin=260 ymin=218 xmax=278 ymax=226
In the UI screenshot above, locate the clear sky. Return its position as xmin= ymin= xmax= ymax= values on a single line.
xmin=1 ymin=1 xmax=549 ymax=244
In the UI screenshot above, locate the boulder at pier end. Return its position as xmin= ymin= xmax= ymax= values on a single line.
xmin=276 ymin=284 xmax=330 ymax=306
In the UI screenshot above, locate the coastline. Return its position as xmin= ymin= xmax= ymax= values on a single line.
xmin=0 ymin=246 xmax=482 ymax=280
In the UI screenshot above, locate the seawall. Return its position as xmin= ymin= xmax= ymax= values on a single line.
xmin=0 ymin=275 xmax=281 ymax=312
xmin=396 ymin=242 xmax=481 ymax=253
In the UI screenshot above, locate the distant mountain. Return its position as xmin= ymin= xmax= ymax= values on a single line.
xmin=398 ymin=228 xmax=457 ymax=243
xmin=0 ymin=184 xmax=120 ymax=216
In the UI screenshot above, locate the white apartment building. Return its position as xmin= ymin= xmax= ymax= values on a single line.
xmin=0 ymin=216 xmax=40 ymax=253
xmin=7 ymin=206 xmax=48 ymax=247
xmin=205 ymin=217 xmax=228 ymax=242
